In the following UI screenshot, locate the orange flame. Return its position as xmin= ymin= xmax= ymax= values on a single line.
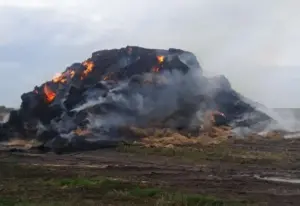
xmin=70 ymin=70 xmax=75 ymax=78
xmin=52 ymin=72 xmax=69 ymax=84
xmin=52 ymin=73 xmax=64 ymax=83
xmin=43 ymin=84 xmax=56 ymax=103
xmin=81 ymin=60 xmax=94 ymax=79
xmin=74 ymin=127 xmax=90 ymax=136
xmin=103 ymin=72 xmax=114 ymax=81
xmin=156 ymin=55 xmax=165 ymax=64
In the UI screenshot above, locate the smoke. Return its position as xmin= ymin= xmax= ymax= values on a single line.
xmin=259 ymin=69 xmax=300 ymax=133
xmin=63 ymin=51 xmax=257 ymax=139
xmin=61 ymin=50 xmax=281 ymax=140
xmin=230 ymin=94 xmax=300 ymax=137
xmin=0 ymin=113 xmax=10 ymax=123
xmin=64 ymin=54 xmax=208 ymax=133
xmin=259 ymin=108 xmax=300 ymax=133
xmin=72 ymin=97 xmax=105 ymax=112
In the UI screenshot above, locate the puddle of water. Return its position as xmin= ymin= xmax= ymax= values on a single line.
xmin=255 ymin=175 xmax=300 ymax=184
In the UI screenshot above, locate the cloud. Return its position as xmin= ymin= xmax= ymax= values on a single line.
xmin=0 ymin=0 xmax=300 ymax=108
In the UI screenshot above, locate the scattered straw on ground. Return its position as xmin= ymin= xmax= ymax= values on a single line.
xmin=0 ymin=125 xmax=286 ymax=151
xmin=263 ymin=131 xmax=284 ymax=140
xmin=127 ymin=126 xmax=233 ymax=148
xmin=248 ymin=131 xmax=284 ymax=140
xmin=129 ymin=125 xmax=286 ymax=148
xmin=1 ymin=139 xmax=42 ymax=149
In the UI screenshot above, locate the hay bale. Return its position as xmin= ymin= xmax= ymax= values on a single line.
xmin=264 ymin=131 xmax=284 ymax=140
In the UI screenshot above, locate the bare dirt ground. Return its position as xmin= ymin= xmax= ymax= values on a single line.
xmin=1 ymin=137 xmax=300 ymax=205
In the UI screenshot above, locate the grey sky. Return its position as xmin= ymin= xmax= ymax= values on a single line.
xmin=0 ymin=0 xmax=299 ymax=108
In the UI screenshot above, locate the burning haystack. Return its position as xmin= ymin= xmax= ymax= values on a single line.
xmin=0 ymin=46 xmax=272 ymax=152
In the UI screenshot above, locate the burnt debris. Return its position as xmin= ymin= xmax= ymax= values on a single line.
xmin=0 ymin=46 xmax=271 ymax=151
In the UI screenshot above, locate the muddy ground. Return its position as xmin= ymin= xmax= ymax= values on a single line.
xmin=1 ymin=138 xmax=300 ymax=205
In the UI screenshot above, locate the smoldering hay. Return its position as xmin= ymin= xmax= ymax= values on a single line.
xmin=0 ymin=46 xmax=275 ymax=152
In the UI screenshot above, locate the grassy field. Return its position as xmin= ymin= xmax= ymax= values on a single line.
xmin=0 ymin=162 xmax=248 ymax=206
xmin=1 ymin=138 xmax=300 ymax=205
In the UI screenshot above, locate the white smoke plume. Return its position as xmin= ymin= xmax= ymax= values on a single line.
xmin=0 ymin=113 xmax=10 ymax=123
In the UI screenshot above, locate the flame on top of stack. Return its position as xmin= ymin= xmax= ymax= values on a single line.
xmin=42 ymin=60 xmax=95 ymax=103
xmin=151 ymin=55 xmax=165 ymax=73
xmin=41 ymin=47 xmax=175 ymax=104
xmin=81 ymin=60 xmax=95 ymax=80
xmin=43 ymin=84 xmax=56 ymax=103
xmin=157 ymin=55 xmax=165 ymax=64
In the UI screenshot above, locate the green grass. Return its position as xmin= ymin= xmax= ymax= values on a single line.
xmin=54 ymin=177 xmax=103 ymax=187
xmin=0 ymin=198 xmax=19 ymax=206
xmin=0 ymin=163 xmax=251 ymax=206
